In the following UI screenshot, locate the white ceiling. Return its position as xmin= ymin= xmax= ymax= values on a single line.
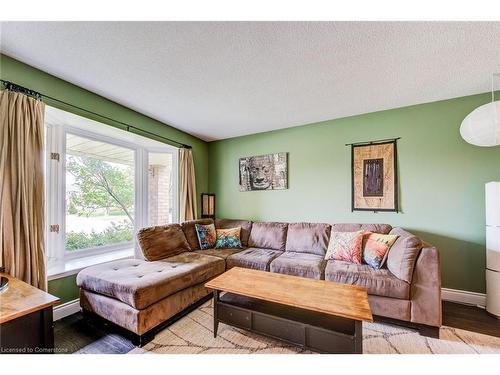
xmin=1 ymin=22 xmax=500 ymax=141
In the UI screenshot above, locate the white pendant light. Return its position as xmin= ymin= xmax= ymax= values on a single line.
xmin=460 ymin=74 xmax=500 ymax=147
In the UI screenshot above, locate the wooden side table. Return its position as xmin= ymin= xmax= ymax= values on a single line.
xmin=0 ymin=272 xmax=59 ymax=354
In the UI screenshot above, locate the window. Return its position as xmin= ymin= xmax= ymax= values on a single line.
xmin=65 ymin=133 xmax=135 ymax=254
xmin=45 ymin=106 xmax=178 ymax=277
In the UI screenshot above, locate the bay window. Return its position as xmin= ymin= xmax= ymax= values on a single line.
xmin=45 ymin=106 xmax=178 ymax=278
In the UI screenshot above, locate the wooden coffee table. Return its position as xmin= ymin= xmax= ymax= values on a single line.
xmin=205 ymin=267 xmax=372 ymax=354
xmin=0 ymin=272 xmax=60 ymax=352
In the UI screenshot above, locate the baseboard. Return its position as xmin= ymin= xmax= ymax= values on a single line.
xmin=53 ymin=299 xmax=81 ymax=321
xmin=441 ymin=288 xmax=486 ymax=307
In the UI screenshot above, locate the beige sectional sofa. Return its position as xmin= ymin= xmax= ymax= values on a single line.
xmin=77 ymin=218 xmax=441 ymax=346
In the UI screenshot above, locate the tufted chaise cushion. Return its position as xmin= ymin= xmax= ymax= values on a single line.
xmin=76 ymin=253 xmax=224 ymax=310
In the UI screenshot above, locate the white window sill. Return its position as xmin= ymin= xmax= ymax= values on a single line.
xmin=47 ymin=248 xmax=135 ymax=281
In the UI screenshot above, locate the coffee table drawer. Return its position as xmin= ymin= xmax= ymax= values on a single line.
xmin=306 ymin=326 xmax=355 ymax=354
xmin=253 ymin=314 xmax=304 ymax=344
xmin=218 ymin=304 xmax=251 ymax=329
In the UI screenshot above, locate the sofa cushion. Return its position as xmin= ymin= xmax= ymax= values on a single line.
xmin=137 ymin=224 xmax=190 ymax=261
xmin=285 ymin=222 xmax=331 ymax=256
xmin=331 ymin=223 xmax=392 ymax=234
xmin=325 ymin=260 xmax=410 ymax=299
xmin=181 ymin=218 xmax=214 ymax=250
xmin=215 ymin=219 xmax=253 ymax=247
xmin=386 ymin=228 xmax=423 ymax=283
xmin=194 ymin=248 xmax=244 ymax=260
xmin=226 ymin=247 xmax=283 ymax=271
xmin=270 ymin=252 xmax=325 ymax=279
xmin=248 ymin=222 xmax=288 ymax=251
xmin=76 ymin=253 xmax=225 ymax=310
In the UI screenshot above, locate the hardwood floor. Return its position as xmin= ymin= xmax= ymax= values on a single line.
xmin=53 ymin=301 xmax=499 ymax=354
xmin=54 ymin=313 xmax=135 ymax=354
xmin=442 ymin=301 xmax=499 ymax=338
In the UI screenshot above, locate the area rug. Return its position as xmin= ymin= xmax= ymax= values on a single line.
xmin=127 ymin=300 xmax=500 ymax=354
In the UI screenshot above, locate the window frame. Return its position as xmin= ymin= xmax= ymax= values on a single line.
xmin=45 ymin=110 xmax=179 ymax=274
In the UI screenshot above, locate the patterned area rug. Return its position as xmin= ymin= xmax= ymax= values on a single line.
xmin=129 ymin=300 xmax=500 ymax=354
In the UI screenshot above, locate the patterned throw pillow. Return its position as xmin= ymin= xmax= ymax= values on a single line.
xmin=362 ymin=232 xmax=399 ymax=269
xmin=195 ymin=223 xmax=217 ymax=250
xmin=215 ymin=227 xmax=242 ymax=249
xmin=325 ymin=231 xmax=364 ymax=264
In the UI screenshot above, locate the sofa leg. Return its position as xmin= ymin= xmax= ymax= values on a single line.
xmin=81 ymin=309 xmax=95 ymax=324
xmin=418 ymin=325 xmax=440 ymax=339
xmin=132 ymin=332 xmax=155 ymax=347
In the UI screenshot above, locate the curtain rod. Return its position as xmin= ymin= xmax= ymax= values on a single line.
xmin=0 ymin=79 xmax=192 ymax=149
xmin=345 ymin=137 xmax=401 ymax=146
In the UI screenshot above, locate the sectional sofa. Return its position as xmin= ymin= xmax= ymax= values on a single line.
xmin=76 ymin=218 xmax=441 ymax=346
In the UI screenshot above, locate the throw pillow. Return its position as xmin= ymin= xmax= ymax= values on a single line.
xmin=362 ymin=232 xmax=399 ymax=269
xmin=137 ymin=224 xmax=190 ymax=261
xmin=195 ymin=223 xmax=217 ymax=250
xmin=325 ymin=230 xmax=364 ymax=264
xmin=215 ymin=227 xmax=242 ymax=249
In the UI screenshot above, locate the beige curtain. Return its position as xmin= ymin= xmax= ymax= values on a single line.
xmin=179 ymin=147 xmax=197 ymax=221
xmin=0 ymin=90 xmax=46 ymax=290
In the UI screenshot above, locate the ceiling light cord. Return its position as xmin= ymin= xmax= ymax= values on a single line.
xmin=492 ymin=73 xmax=500 ymax=103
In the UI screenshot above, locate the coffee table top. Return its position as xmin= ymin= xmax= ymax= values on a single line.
xmin=205 ymin=267 xmax=373 ymax=322
xmin=0 ymin=272 xmax=59 ymax=324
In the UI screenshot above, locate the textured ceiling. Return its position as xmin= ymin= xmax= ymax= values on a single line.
xmin=1 ymin=22 xmax=500 ymax=141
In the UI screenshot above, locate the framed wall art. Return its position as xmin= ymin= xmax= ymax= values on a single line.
xmin=349 ymin=139 xmax=399 ymax=212
xmin=239 ymin=152 xmax=288 ymax=191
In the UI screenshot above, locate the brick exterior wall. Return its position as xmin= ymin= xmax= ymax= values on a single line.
xmin=148 ymin=164 xmax=172 ymax=226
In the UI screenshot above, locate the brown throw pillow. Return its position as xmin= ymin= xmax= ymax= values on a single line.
xmin=248 ymin=222 xmax=288 ymax=251
xmin=137 ymin=224 xmax=190 ymax=261
xmin=386 ymin=228 xmax=423 ymax=283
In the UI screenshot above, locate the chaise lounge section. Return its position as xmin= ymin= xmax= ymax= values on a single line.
xmin=77 ymin=218 xmax=441 ymax=345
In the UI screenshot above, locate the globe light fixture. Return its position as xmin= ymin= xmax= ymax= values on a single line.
xmin=460 ymin=74 xmax=500 ymax=147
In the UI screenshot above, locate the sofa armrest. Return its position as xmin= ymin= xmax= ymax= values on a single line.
xmin=410 ymin=244 xmax=442 ymax=327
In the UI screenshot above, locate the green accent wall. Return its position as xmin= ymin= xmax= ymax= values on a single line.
xmin=48 ymin=275 xmax=79 ymax=304
xmin=0 ymin=54 xmax=209 ymax=301
xmin=208 ymin=93 xmax=500 ymax=293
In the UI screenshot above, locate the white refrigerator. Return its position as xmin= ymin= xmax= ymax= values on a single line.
xmin=486 ymin=182 xmax=500 ymax=317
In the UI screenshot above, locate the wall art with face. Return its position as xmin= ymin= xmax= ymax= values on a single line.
xmin=239 ymin=152 xmax=288 ymax=191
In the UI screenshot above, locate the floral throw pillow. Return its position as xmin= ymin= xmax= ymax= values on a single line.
xmin=215 ymin=227 xmax=242 ymax=249
xmin=362 ymin=232 xmax=399 ymax=269
xmin=325 ymin=231 xmax=364 ymax=264
xmin=195 ymin=223 xmax=217 ymax=250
